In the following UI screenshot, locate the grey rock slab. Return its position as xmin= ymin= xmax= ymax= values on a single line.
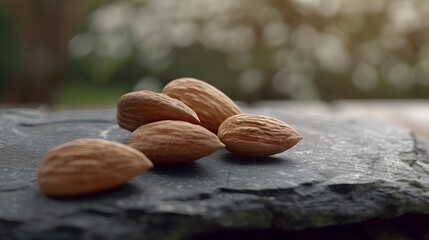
xmin=0 ymin=108 xmax=428 ymax=240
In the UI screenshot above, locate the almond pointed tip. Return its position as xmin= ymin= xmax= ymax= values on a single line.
xmin=215 ymin=139 xmax=225 ymax=149
xmin=293 ymin=133 xmax=303 ymax=143
xmin=145 ymin=159 xmax=154 ymax=169
xmin=192 ymin=114 xmax=201 ymax=124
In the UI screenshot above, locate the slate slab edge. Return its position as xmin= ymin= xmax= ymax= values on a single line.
xmin=0 ymin=108 xmax=429 ymax=240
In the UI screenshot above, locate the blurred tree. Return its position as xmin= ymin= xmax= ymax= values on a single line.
xmin=71 ymin=0 xmax=426 ymax=102
xmin=1 ymin=0 xmax=81 ymax=104
xmin=0 ymin=7 xmax=19 ymax=93
xmin=2 ymin=0 xmax=429 ymax=106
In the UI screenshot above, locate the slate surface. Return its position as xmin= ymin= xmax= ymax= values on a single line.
xmin=0 ymin=108 xmax=429 ymax=240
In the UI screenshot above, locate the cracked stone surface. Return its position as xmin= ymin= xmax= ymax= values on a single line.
xmin=0 ymin=108 xmax=429 ymax=240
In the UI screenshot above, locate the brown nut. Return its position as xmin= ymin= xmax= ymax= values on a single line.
xmin=162 ymin=78 xmax=242 ymax=133
xmin=38 ymin=138 xmax=153 ymax=197
xmin=117 ymin=90 xmax=200 ymax=131
xmin=127 ymin=120 xmax=225 ymax=164
xmin=218 ymin=114 xmax=302 ymax=157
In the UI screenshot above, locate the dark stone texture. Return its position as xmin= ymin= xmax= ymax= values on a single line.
xmin=0 ymin=108 xmax=428 ymax=240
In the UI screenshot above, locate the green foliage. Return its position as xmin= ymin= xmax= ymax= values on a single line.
xmin=0 ymin=6 xmax=19 ymax=90
xmin=2 ymin=0 xmax=429 ymax=106
xmin=55 ymin=81 xmax=129 ymax=107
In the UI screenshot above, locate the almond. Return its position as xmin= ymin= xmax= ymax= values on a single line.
xmin=38 ymin=138 xmax=153 ymax=197
xmin=117 ymin=90 xmax=200 ymax=131
xmin=218 ymin=114 xmax=302 ymax=157
xmin=127 ymin=120 xmax=225 ymax=164
xmin=162 ymin=78 xmax=243 ymax=133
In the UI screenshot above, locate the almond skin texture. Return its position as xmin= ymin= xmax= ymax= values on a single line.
xmin=117 ymin=90 xmax=200 ymax=131
xmin=38 ymin=138 xmax=153 ymax=197
xmin=127 ymin=120 xmax=225 ymax=164
xmin=218 ymin=114 xmax=302 ymax=157
xmin=162 ymin=78 xmax=243 ymax=133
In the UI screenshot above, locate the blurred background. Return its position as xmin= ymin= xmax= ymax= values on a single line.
xmin=1 ymin=0 xmax=429 ymax=108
